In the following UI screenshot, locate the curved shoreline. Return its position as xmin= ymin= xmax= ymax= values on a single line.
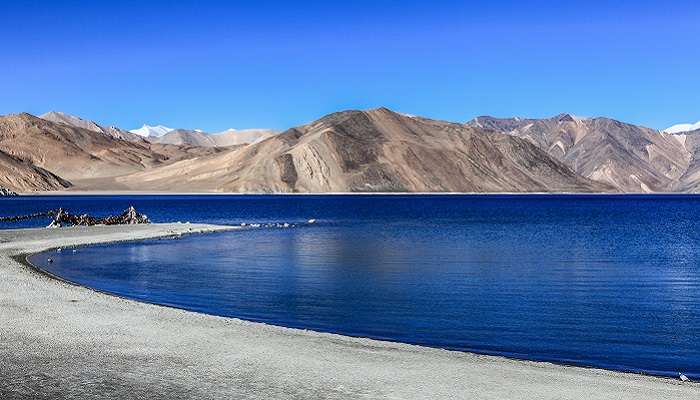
xmin=22 ymin=240 xmax=689 ymax=381
xmin=1 ymin=224 xmax=698 ymax=399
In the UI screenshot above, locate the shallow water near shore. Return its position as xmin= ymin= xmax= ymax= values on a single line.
xmin=12 ymin=194 xmax=700 ymax=378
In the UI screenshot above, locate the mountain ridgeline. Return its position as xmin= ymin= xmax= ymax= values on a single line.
xmin=117 ymin=108 xmax=607 ymax=192
xmin=0 ymin=108 xmax=697 ymax=193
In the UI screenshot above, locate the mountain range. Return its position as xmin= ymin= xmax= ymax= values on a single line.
xmin=128 ymin=123 xmax=278 ymax=147
xmin=0 ymin=108 xmax=697 ymax=193
xmin=467 ymin=114 xmax=690 ymax=192
xmin=152 ymin=128 xmax=278 ymax=147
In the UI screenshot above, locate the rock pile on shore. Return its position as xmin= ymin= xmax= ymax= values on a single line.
xmin=48 ymin=206 xmax=151 ymax=227
xmin=0 ymin=187 xmax=18 ymax=196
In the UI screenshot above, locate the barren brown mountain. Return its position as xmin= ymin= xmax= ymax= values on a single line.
xmin=0 ymin=149 xmax=70 ymax=192
xmin=116 ymin=108 xmax=610 ymax=193
xmin=0 ymin=113 xmax=222 ymax=192
xmin=8 ymin=108 xmax=700 ymax=194
xmin=468 ymin=114 xmax=690 ymax=192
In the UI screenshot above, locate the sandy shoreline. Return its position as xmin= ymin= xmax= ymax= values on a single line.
xmin=1 ymin=225 xmax=698 ymax=399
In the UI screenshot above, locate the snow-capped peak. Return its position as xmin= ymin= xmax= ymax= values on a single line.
xmin=664 ymin=121 xmax=700 ymax=134
xmin=129 ymin=124 xmax=174 ymax=138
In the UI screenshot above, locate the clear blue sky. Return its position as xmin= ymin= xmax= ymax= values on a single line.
xmin=2 ymin=0 xmax=698 ymax=131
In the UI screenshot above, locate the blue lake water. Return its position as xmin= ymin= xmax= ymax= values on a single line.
xmin=6 ymin=195 xmax=700 ymax=378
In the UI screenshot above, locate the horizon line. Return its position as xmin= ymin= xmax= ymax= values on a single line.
xmin=4 ymin=108 xmax=697 ymax=134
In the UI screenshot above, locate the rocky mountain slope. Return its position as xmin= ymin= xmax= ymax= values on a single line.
xmin=0 ymin=148 xmax=70 ymax=192
xmin=468 ymin=114 xmax=690 ymax=192
xmin=117 ymin=108 xmax=610 ymax=193
xmin=670 ymin=128 xmax=700 ymax=192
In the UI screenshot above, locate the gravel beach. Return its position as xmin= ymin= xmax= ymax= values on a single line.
xmin=0 ymin=224 xmax=697 ymax=399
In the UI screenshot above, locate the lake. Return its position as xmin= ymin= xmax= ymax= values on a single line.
xmin=7 ymin=194 xmax=700 ymax=378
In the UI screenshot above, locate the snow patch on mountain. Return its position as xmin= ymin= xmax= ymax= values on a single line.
xmin=664 ymin=121 xmax=700 ymax=134
xmin=130 ymin=124 xmax=174 ymax=138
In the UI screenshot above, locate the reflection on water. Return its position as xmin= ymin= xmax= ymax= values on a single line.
xmin=22 ymin=195 xmax=700 ymax=378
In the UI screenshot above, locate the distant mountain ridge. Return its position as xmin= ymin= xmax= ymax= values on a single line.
xmin=151 ymin=128 xmax=278 ymax=147
xmin=41 ymin=111 xmax=142 ymax=142
xmin=41 ymin=112 xmax=278 ymax=147
xmin=4 ymin=108 xmax=700 ymax=193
